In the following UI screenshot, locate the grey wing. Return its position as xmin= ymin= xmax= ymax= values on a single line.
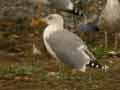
xmin=46 ymin=30 xmax=94 ymax=69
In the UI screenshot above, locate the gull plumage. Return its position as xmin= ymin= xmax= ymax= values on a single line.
xmin=43 ymin=14 xmax=104 ymax=72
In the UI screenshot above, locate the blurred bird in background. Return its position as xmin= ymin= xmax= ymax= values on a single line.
xmin=76 ymin=0 xmax=120 ymax=50
xmin=31 ymin=0 xmax=83 ymax=28
xmin=98 ymin=0 xmax=120 ymax=50
xmin=35 ymin=0 xmax=83 ymax=15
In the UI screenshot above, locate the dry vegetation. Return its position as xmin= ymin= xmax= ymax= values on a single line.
xmin=0 ymin=0 xmax=119 ymax=90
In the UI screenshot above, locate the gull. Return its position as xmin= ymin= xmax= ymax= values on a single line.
xmin=36 ymin=0 xmax=82 ymax=15
xmin=42 ymin=14 xmax=105 ymax=72
xmin=31 ymin=0 xmax=82 ymax=28
xmin=78 ymin=0 xmax=120 ymax=49
xmin=99 ymin=0 xmax=120 ymax=49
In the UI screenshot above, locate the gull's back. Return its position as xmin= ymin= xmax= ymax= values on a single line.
xmin=99 ymin=0 xmax=120 ymax=32
xmin=44 ymin=29 xmax=90 ymax=69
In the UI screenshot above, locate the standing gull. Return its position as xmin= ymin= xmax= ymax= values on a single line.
xmin=99 ymin=0 xmax=120 ymax=49
xmin=43 ymin=14 xmax=105 ymax=72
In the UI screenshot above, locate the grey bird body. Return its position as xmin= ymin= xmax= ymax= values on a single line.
xmin=99 ymin=0 xmax=120 ymax=32
xmin=43 ymin=14 xmax=103 ymax=72
xmin=44 ymin=29 xmax=91 ymax=69
xmin=98 ymin=0 xmax=120 ymax=49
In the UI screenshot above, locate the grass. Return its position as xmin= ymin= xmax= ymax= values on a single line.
xmin=0 ymin=64 xmax=39 ymax=78
xmin=0 ymin=45 xmax=112 ymax=79
xmin=0 ymin=50 xmax=119 ymax=90
xmin=92 ymin=47 xmax=110 ymax=59
xmin=88 ymin=43 xmax=113 ymax=59
xmin=0 ymin=29 xmax=119 ymax=89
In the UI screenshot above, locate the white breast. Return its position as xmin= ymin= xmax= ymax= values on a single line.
xmin=43 ymin=25 xmax=58 ymax=59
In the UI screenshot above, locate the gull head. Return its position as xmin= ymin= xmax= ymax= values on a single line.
xmin=44 ymin=14 xmax=64 ymax=26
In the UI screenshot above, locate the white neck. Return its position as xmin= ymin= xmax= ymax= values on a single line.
xmin=48 ymin=24 xmax=64 ymax=31
xmin=43 ymin=24 xmax=64 ymax=40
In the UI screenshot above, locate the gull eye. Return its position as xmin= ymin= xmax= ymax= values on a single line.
xmin=48 ymin=16 xmax=53 ymax=20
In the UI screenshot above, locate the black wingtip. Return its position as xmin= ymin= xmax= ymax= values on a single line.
xmin=62 ymin=6 xmax=84 ymax=16
xmin=86 ymin=60 xmax=102 ymax=69
xmin=73 ymin=7 xmax=84 ymax=16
